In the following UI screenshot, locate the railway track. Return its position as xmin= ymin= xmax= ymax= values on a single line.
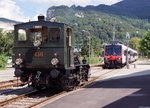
xmin=0 ymin=68 xmax=118 ymax=108
xmin=0 ymin=79 xmax=28 ymax=90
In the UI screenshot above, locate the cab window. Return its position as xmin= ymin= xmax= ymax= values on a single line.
xmin=29 ymin=26 xmax=48 ymax=42
xmin=50 ymin=28 xmax=60 ymax=41
xmin=18 ymin=29 xmax=27 ymax=41
xmin=32 ymin=32 xmax=42 ymax=41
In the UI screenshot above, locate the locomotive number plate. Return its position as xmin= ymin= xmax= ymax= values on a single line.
xmin=34 ymin=52 xmax=43 ymax=57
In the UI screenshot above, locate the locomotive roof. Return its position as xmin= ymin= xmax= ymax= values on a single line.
xmin=14 ymin=20 xmax=71 ymax=28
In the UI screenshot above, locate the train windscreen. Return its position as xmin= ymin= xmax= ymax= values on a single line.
xmin=105 ymin=45 xmax=121 ymax=56
xmin=29 ymin=26 xmax=48 ymax=42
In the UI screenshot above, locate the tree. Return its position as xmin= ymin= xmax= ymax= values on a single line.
xmin=139 ymin=29 xmax=150 ymax=58
xmin=0 ymin=29 xmax=13 ymax=69
xmin=0 ymin=29 xmax=14 ymax=56
xmin=81 ymin=36 xmax=102 ymax=56
xmin=129 ymin=37 xmax=141 ymax=52
xmin=81 ymin=37 xmax=89 ymax=56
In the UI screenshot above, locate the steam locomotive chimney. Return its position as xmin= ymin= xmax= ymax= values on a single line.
xmin=38 ymin=15 xmax=45 ymax=21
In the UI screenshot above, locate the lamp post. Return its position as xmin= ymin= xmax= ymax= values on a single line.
xmin=113 ymin=19 xmax=116 ymax=41
xmin=126 ymin=32 xmax=130 ymax=69
xmin=136 ymin=31 xmax=138 ymax=37
xmin=82 ymin=30 xmax=90 ymax=63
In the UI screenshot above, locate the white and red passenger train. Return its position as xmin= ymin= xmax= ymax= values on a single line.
xmin=103 ymin=41 xmax=138 ymax=68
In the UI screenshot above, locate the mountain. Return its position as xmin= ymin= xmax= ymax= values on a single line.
xmin=60 ymin=0 xmax=150 ymax=20
xmin=46 ymin=1 xmax=150 ymax=45
xmin=0 ymin=18 xmax=21 ymax=24
xmin=100 ymin=0 xmax=150 ymax=19
xmin=0 ymin=18 xmax=21 ymax=31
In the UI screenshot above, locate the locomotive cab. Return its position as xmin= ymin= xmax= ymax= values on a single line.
xmin=14 ymin=23 xmax=73 ymax=69
xmin=13 ymin=16 xmax=90 ymax=90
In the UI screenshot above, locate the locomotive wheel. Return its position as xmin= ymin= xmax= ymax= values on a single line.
xmin=32 ymin=83 xmax=44 ymax=91
xmin=102 ymin=66 xmax=106 ymax=69
xmin=85 ymin=72 xmax=88 ymax=81
xmin=62 ymin=77 xmax=75 ymax=91
xmin=20 ymin=75 xmax=28 ymax=82
xmin=35 ymin=86 xmax=42 ymax=91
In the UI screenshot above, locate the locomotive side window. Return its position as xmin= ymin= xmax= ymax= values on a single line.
xmin=29 ymin=26 xmax=48 ymax=42
xmin=50 ymin=28 xmax=60 ymax=41
xmin=66 ymin=28 xmax=72 ymax=46
xmin=18 ymin=29 xmax=27 ymax=41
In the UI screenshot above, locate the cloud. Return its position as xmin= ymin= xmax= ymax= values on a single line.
xmin=92 ymin=0 xmax=122 ymax=5
xmin=0 ymin=0 xmax=122 ymax=22
xmin=0 ymin=0 xmax=29 ymax=21
xmin=19 ymin=0 xmax=91 ymax=7
xmin=19 ymin=0 xmax=122 ymax=6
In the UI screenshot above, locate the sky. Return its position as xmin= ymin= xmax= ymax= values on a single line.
xmin=0 ymin=0 xmax=122 ymax=22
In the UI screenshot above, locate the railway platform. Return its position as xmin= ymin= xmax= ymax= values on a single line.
xmin=0 ymin=60 xmax=150 ymax=108
xmin=0 ymin=67 xmax=15 ymax=82
xmin=38 ymin=60 xmax=150 ymax=108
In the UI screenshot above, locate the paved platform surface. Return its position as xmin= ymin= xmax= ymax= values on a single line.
xmin=1 ymin=60 xmax=150 ymax=108
xmin=40 ymin=60 xmax=150 ymax=108
xmin=0 ymin=67 xmax=15 ymax=81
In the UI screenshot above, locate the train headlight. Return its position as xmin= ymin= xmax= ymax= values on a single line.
xmin=33 ymin=40 xmax=41 ymax=47
xmin=104 ymin=58 xmax=108 ymax=61
xmin=51 ymin=58 xmax=59 ymax=65
xmin=117 ymin=58 xmax=122 ymax=63
xmin=15 ymin=58 xmax=23 ymax=65
xmin=117 ymin=58 xmax=121 ymax=61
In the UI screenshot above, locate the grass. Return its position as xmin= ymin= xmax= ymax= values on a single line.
xmin=80 ymin=56 xmax=103 ymax=65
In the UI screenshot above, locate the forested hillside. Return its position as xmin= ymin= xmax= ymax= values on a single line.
xmin=47 ymin=5 xmax=150 ymax=46
xmin=111 ymin=0 xmax=150 ymax=19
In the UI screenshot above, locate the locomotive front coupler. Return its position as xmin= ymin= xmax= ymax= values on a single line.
xmin=35 ymin=71 xmax=41 ymax=83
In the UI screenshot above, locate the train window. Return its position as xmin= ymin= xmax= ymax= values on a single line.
xmin=105 ymin=45 xmax=121 ymax=56
xmin=124 ymin=50 xmax=127 ymax=56
xmin=29 ymin=26 xmax=48 ymax=42
xmin=67 ymin=28 xmax=72 ymax=46
xmin=50 ymin=28 xmax=60 ymax=41
xmin=128 ymin=51 xmax=131 ymax=54
xmin=32 ymin=32 xmax=42 ymax=41
xmin=18 ymin=29 xmax=27 ymax=41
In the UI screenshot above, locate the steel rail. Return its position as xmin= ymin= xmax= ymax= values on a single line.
xmin=27 ymin=69 xmax=116 ymax=108
xmin=0 ymin=79 xmax=28 ymax=90
xmin=0 ymin=90 xmax=37 ymax=107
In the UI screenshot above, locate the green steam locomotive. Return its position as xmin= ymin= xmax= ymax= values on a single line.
xmin=13 ymin=16 xmax=90 ymax=91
